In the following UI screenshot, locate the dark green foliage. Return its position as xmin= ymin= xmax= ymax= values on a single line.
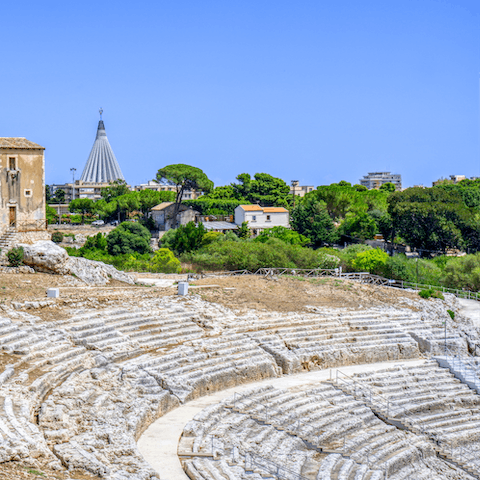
xmin=101 ymin=179 xmax=130 ymax=202
xmin=106 ymin=222 xmax=151 ymax=255
xmin=443 ymin=253 xmax=480 ymax=291
xmin=181 ymin=240 xmax=338 ymax=272
xmin=51 ymin=231 xmax=64 ymax=243
xmin=183 ymin=198 xmax=245 ymax=215
xmin=237 ymin=221 xmax=251 ymax=239
xmin=447 ymin=309 xmax=455 ymax=319
xmin=419 ymin=288 xmax=444 ymax=300
xmin=340 ymin=213 xmax=377 ymax=240
xmin=7 ymin=246 xmax=24 ymax=267
xmin=254 ymin=226 xmax=310 ymax=246
xmin=388 ymin=187 xmax=480 ymax=252
xmin=69 ymin=198 xmax=96 ymax=224
xmin=83 ymin=232 xmax=108 ymax=251
xmin=309 ymin=184 xmax=389 ymax=221
xmin=291 ymin=197 xmax=338 ymax=245
xmin=379 ymin=182 xmax=396 ymax=192
xmin=156 ymin=164 xmax=213 ymax=201
xmin=46 ymin=205 xmax=59 ymax=224
xmin=160 ymin=221 xmax=206 ymax=254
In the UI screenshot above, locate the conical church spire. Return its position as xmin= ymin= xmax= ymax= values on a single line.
xmin=80 ymin=110 xmax=125 ymax=183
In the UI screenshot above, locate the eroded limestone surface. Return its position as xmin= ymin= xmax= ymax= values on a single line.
xmin=0 ymin=292 xmax=477 ymax=479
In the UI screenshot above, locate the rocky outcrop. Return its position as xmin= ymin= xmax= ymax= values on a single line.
xmin=18 ymin=240 xmax=134 ymax=286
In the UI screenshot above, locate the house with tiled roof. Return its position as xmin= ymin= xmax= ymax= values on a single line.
xmin=234 ymin=204 xmax=289 ymax=235
xmin=0 ymin=137 xmax=47 ymax=239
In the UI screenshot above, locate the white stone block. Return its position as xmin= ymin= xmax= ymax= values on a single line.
xmin=178 ymin=282 xmax=189 ymax=296
xmin=47 ymin=288 xmax=60 ymax=298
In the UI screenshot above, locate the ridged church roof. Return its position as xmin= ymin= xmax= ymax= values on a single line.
xmin=80 ymin=118 xmax=124 ymax=183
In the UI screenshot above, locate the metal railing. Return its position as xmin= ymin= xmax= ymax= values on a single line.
xmin=201 ymin=268 xmax=480 ymax=300
xmin=333 ymin=367 xmax=480 ymax=477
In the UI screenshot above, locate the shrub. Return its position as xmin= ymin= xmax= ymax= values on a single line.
xmin=106 ymin=222 xmax=151 ymax=255
xmin=51 ymin=231 xmax=64 ymax=243
xmin=149 ymin=248 xmax=181 ymax=273
xmin=181 ymin=240 xmax=339 ymax=272
xmin=160 ymin=222 xmax=206 ymax=255
xmin=202 ymin=232 xmax=224 ymax=246
xmin=83 ymin=232 xmax=108 ymax=251
xmin=443 ymin=253 xmax=480 ymax=291
xmin=419 ymin=288 xmax=444 ymax=300
xmin=351 ymin=248 xmax=389 ymax=274
xmin=447 ymin=309 xmax=455 ymax=319
xmin=7 ymin=246 xmax=24 ymax=267
xmin=254 ymin=226 xmax=311 ymax=246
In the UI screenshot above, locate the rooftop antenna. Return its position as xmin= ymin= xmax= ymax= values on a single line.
xmin=99 ymin=107 xmax=103 ymax=120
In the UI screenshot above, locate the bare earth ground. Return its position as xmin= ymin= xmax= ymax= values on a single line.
xmin=0 ymin=272 xmax=421 ymax=322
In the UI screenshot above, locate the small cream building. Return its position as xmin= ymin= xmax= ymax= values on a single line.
xmin=234 ymin=205 xmax=289 ymax=235
xmin=0 ymin=138 xmax=46 ymax=234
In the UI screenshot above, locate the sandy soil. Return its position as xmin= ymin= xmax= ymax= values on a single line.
xmin=0 ymin=272 xmax=424 ymax=323
xmin=192 ymin=275 xmax=421 ymax=313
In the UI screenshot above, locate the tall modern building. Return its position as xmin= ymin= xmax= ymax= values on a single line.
xmin=80 ymin=110 xmax=124 ymax=183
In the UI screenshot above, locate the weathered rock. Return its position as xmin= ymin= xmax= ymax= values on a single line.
xmin=18 ymin=241 xmax=134 ymax=286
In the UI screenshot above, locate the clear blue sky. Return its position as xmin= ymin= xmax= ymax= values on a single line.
xmin=1 ymin=0 xmax=479 ymax=189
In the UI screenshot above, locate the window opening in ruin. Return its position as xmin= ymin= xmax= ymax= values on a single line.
xmin=9 ymin=157 xmax=16 ymax=170
xmin=266 ymin=215 xmax=271 ymax=221
xmin=24 ymin=189 xmax=32 ymax=197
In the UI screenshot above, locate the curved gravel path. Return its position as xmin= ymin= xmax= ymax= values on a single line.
xmin=458 ymin=298 xmax=480 ymax=328
xmin=137 ymin=358 xmax=427 ymax=480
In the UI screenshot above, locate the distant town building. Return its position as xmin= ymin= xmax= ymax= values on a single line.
xmin=431 ymin=175 xmax=476 ymax=186
xmin=289 ymin=183 xmax=314 ymax=197
xmin=133 ymin=180 xmax=199 ymax=200
xmin=0 ymin=137 xmax=46 ymax=234
xmin=360 ymin=172 xmax=402 ymax=190
xmin=234 ymin=205 xmax=289 ymax=236
xmin=150 ymin=202 xmax=198 ymax=231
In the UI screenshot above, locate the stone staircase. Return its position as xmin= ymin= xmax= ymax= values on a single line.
xmin=434 ymin=355 xmax=480 ymax=395
xmin=0 ymin=227 xmax=17 ymax=256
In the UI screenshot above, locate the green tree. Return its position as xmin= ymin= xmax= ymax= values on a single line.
xmin=232 ymin=173 xmax=290 ymax=207
xmin=156 ymin=164 xmax=213 ymax=227
xmin=101 ymin=179 xmax=130 ymax=202
xmin=379 ymin=182 xmax=396 ymax=192
xmin=160 ymin=221 xmax=206 ymax=254
xmin=106 ymin=222 xmax=151 ymax=255
xmin=290 ymin=197 xmax=338 ymax=246
xmin=237 ymin=221 xmax=251 ymax=239
xmin=69 ymin=198 xmax=96 ymax=224
xmin=254 ymin=226 xmax=311 ymax=246
xmin=46 ymin=205 xmax=59 ymax=224
xmin=388 ymin=187 xmax=479 ymax=252
xmin=45 ymin=185 xmax=52 ymax=204
xmin=55 ymin=189 xmax=66 ymax=203
xmin=340 ymin=213 xmax=377 ymax=240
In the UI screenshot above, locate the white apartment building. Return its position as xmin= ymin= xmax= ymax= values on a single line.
xmin=360 ymin=172 xmax=402 ymax=190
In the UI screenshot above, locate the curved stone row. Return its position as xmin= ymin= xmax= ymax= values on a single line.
xmin=179 ymin=367 xmax=476 ymax=479
xmin=0 ymin=295 xmax=472 ymax=479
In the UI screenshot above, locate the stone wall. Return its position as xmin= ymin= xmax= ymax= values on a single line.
xmin=15 ymin=230 xmax=51 ymax=244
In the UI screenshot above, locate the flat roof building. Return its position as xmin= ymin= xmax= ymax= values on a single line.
xmin=360 ymin=172 xmax=402 ymax=190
